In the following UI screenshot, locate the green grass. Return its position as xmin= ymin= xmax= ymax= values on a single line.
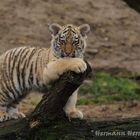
xmin=78 ymin=72 xmax=140 ymax=105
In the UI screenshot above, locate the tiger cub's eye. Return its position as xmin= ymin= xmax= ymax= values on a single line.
xmin=73 ymin=39 xmax=79 ymax=46
xmin=73 ymin=35 xmax=79 ymax=45
xmin=74 ymin=36 xmax=78 ymax=41
xmin=59 ymin=35 xmax=65 ymax=44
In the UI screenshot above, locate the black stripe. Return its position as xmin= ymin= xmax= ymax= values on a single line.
xmin=26 ymin=49 xmax=37 ymax=68
xmin=10 ymin=51 xmax=18 ymax=78
xmin=16 ymin=48 xmax=28 ymax=91
xmin=36 ymin=77 xmax=40 ymax=88
xmin=1 ymin=73 xmax=16 ymax=101
xmin=4 ymin=51 xmax=12 ymax=80
xmin=11 ymin=48 xmax=18 ymax=59
xmin=8 ymin=50 xmax=14 ymax=70
xmin=3 ymin=52 xmax=18 ymax=101
xmin=35 ymin=49 xmax=42 ymax=73
xmin=34 ymin=49 xmax=43 ymax=87
xmin=10 ymin=49 xmax=24 ymax=97
xmin=28 ymin=62 xmax=33 ymax=87
xmin=1 ymin=82 xmax=13 ymax=99
xmin=63 ymin=29 xmax=69 ymax=34
xmin=4 ymin=82 xmax=17 ymax=100
xmin=25 ymin=49 xmax=38 ymax=88
xmin=0 ymin=97 xmax=7 ymax=104
xmin=20 ymin=49 xmax=31 ymax=90
xmin=22 ymin=49 xmax=37 ymax=89
xmin=8 ymin=49 xmax=18 ymax=76
xmin=2 ymin=62 xmax=17 ymax=101
xmin=21 ymin=59 xmax=28 ymax=91
xmin=0 ymin=92 xmax=7 ymax=102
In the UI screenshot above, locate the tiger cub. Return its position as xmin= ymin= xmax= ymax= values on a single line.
xmin=0 ymin=23 xmax=90 ymax=122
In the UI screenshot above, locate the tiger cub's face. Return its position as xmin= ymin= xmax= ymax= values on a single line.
xmin=49 ymin=24 xmax=90 ymax=58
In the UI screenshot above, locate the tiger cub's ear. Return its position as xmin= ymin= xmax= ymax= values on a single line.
xmin=49 ymin=23 xmax=62 ymax=36
xmin=79 ymin=24 xmax=90 ymax=37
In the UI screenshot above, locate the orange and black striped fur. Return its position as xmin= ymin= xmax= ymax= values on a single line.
xmin=0 ymin=23 xmax=90 ymax=122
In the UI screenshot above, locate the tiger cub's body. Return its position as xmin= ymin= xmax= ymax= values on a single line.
xmin=0 ymin=23 xmax=90 ymax=122
xmin=0 ymin=47 xmax=49 ymax=106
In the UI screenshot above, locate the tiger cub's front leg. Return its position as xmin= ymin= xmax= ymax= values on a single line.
xmin=43 ymin=58 xmax=87 ymax=84
xmin=43 ymin=58 xmax=86 ymax=120
xmin=64 ymin=89 xmax=83 ymax=120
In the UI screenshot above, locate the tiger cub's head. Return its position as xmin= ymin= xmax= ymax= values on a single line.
xmin=49 ymin=23 xmax=90 ymax=58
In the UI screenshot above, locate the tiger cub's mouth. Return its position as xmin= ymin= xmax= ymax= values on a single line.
xmin=61 ymin=52 xmax=75 ymax=58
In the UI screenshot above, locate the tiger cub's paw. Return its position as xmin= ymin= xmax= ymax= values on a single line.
xmin=18 ymin=112 xmax=26 ymax=118
xmin=65 ymin=109 xmax=83 ymax=121
xmin=0 ymin=111 xmax=26 ymax=122
xmin=69 ymin=58 xmax=87 ymax=73
xmin=0 ymin=112 xmax=11 ymax=122
xmin=8 ymin=110 xmax=26 ymax=120
xmin=12 ymin=112 xmax=26 ymax=119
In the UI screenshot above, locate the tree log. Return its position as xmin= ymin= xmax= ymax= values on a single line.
xmin=123 ymin=0 xmax=140 ymax=13
xmin=0 ymin=61 xmax=140 ymax=140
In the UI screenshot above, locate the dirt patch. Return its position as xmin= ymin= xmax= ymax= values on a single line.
xmin=79 ymin=101 xmax=140 ymax=119
xmin=0 ymin=0 xmax=139 ymax=75
xmin=18 ymin=92 xmax=140 ymax=119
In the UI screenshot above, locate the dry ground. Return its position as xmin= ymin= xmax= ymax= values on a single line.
xmin=18 ymin=92 xmax=140 ymax=119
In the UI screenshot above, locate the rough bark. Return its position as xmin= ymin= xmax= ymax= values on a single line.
xmin=123 ymin=0 xmax=140 ymax=13
xmin=0 ymin=61 xmax=139 ymax=140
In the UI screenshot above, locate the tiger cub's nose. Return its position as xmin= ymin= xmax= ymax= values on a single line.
xmin=65 ymin=43 xmax=73 ymax=55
